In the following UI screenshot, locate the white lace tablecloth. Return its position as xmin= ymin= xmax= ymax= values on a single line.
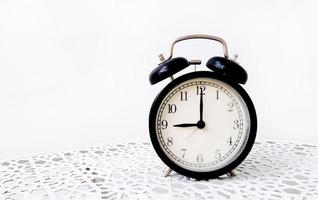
xmin=0 ymin=141 xmax=318 ymax=200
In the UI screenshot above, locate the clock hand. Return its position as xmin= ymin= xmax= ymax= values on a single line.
xmin=196 ymin=89 xmax=206 ymax=129
xmin=173 ymin=89 xmax=206 ymax=129
xmin=200 ymin=88 xmax=203 ymax=122
xmin=173 ymin=121 xmax=205 ymax=128
xmin=173 ymin=123 xmax=198 ymax=127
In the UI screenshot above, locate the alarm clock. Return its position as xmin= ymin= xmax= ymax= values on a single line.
xmin=148 ymin=34 xmax=257 ymax=179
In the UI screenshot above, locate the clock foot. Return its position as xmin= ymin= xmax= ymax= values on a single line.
xmin=163 ymin=167 xmax=172 ymax=177
xmin=226 ymin=170 xmax=236 ymax=177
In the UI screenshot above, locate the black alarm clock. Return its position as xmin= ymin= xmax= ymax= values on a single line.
xmin=148 ymin=34 xmax=257 ymax=179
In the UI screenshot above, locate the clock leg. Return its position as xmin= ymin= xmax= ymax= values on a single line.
xmin=226 ymin=170 xmax=236 ymax=177
xmin=163 ymin=167 xmax=172 ymax=177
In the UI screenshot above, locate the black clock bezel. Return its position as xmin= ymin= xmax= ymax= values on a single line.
xmin=149 ymin=71 xmax=257 ymax=179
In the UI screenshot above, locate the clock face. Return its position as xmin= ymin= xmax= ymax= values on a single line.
xmin=150 ymin=72 xmax=256 ymax=175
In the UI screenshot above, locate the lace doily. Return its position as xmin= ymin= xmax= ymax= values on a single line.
xmin=1 ymin=141 xmax=317 ymax=199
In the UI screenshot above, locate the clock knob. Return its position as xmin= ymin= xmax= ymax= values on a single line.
xmin=158 ymin=54 xmax=165 ymax=62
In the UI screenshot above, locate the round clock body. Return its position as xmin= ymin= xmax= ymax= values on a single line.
xmin=149 ymin=71 xmax=257 ymax=179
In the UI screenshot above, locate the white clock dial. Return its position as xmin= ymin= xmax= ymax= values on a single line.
xmin=156 ymin=77 xmax=251 ymax=172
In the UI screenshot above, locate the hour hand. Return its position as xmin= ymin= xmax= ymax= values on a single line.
xmin=173 ymin=123 xmax=198 ymax=127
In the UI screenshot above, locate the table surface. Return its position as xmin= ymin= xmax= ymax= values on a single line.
xmin=0 ymin=140 xmax=318 ymax=200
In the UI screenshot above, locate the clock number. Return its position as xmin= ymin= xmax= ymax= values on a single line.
xmin=216 ymin=90 xmax=219 ymax=100
xmin=215 ymin=150 xmax=221 ymax=159
xmin=227 ymin=137 xmax=233 ymax=145
xmin=180 ymin=91 xmax=188 ymax=101
xmin=168 ymin=104 xmax=177 ymax=113
xmin=197 ymin=154 xmax=203 ymax=163
xmin=167 ymin=137 xmax=173 ymax=146
xmin=233 ymin=120 xmax=240 ymax=129
xmin=196 ymin=86 xmax=206 ymax=95
xmin=180 ymin=148 xmax=187 ymax=158
xmin=228 ymin=102 xmax=234 ymax=112
xmin=161 ymin=120 xmax=168 ymax=129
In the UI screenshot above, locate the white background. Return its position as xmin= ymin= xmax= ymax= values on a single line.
xmin=1 ymin=0 xmax=318 ymax=159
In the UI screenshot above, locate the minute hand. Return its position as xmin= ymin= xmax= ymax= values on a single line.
xmin=200 ymin=89 xmax=203 ymax=121
xmin=173 ymin=123 xmax=198 ymax=127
